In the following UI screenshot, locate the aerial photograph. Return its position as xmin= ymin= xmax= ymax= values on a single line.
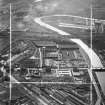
xmin=0 ymin=0 xmax=105 ymax=104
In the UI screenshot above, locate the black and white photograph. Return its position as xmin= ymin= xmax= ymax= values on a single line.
xmin=0 ymin=0 xmax=105 ymax=104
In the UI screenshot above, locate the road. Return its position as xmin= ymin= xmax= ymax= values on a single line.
xmin=34 ymin=15 xmax=103 ymax=68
